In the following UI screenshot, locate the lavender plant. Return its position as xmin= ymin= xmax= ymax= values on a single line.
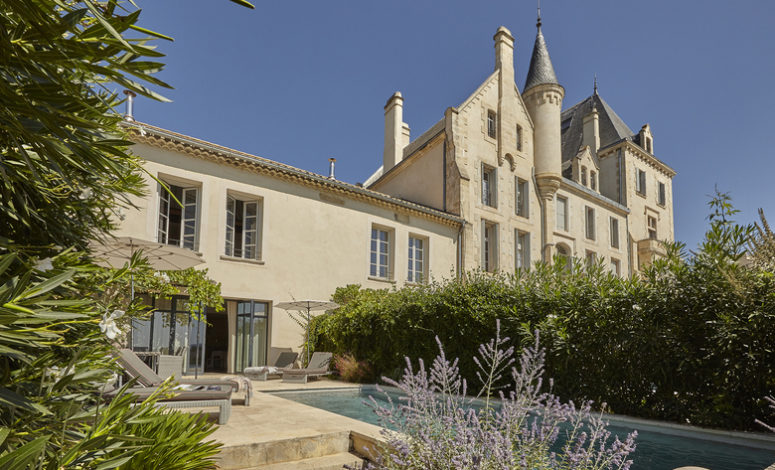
xmin=362 ymin=322 xmax=637 ymax=469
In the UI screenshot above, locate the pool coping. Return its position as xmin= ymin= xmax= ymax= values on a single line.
xmin=268 ymin=384 xmax=775 ymax=452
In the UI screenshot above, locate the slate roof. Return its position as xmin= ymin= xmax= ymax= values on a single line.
xmin=560 ymin=93 xmax=635 ymax=163
xmin=524 ymin=25 xmax=559 ymax=91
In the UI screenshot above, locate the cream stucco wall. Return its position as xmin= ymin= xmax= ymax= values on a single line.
xmin=117 ymin=142 xmax=459 ymax=372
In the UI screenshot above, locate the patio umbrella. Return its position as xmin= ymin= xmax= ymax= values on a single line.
xmin=89 ymin=237 xmax=204 ymax=348
xmin=274 ymin=300 xmax=339 ymax=367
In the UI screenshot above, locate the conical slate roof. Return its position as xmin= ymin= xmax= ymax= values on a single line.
xmin=524 ymin=24 xmax=559 ymax=91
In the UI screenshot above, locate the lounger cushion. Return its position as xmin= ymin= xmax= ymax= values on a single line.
xmin=109 ymin=384 xmax=232 ymax=402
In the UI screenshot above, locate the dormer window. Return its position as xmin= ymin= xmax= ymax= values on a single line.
xmin=487 ymin=110 xmax=496 ymax=138
xmin=590 ymin=170 xmax=597 ymax=191
xmin=645 ymin=137 xmax=653 ymax=153
xmin=581 ymin=166 xmax=588 ymax=186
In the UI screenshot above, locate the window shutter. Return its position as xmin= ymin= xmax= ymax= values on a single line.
xmin=243 ymin=201 xmax=258 ymax=259
xmin=481 ymin=220 xmax=486 ymax=268
xmin=493 ymin=224 xmax=499 ymax=270
xmin=524 ymin=233 xmax=531 ymax=268
xmin=158 ymin=186 xmax=170 ymax=244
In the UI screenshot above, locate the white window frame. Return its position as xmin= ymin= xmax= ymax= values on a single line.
xmin=225 ymin=195 xmax=261 ymax=260
xmin=157 ymin=181 xmax=199 ymax=251
xmin=610 ymin=217 xmax=619 ymax=249
xmin=370 ymin=226 xmax=392 ymax=279
xmin=407 ymin=235 xmax=427 ymax=283
xmin=648 ymin=216 xmax=658 ymax=240
xmin=515 ymin=177 xmax=529 ymax=218
xmin=556 ymin=196 xmax=569 ymax=231
xmin=515 ymin=230 xmax=530 ymax=270
xmin=481 ymin=164 xmax=497 ymax=208
xmin=585 ymin=206 xmax=596 ymax=240
xmin=481 ymin=220 xmax=499 ymax=272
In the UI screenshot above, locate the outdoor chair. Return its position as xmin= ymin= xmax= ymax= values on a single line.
xmin=115 ymin=348 xmax=252 ymax=405
xmin=282 ymin=352 xmax=333 ymax=384
xmin=106 ymin=384 xmax=232 ymax=424
xmin=243 ymin=351 xmax=299 ymax=381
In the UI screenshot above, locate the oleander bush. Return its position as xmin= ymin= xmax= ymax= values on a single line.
xmin=313 ymin=193 xmax=775 ymax=431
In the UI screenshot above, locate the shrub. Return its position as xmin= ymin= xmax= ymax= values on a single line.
xmin=335 ymin=353 xmax=374 ymax=383
xmin=360 ymin=323 xmax=637 ymax=470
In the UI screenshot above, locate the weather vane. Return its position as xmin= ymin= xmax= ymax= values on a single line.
xmin=537 ymin=0 xmax=542 ymax=28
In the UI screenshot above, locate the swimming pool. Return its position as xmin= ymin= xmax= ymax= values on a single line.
xmin=270 ymin=387 xmax=775 ymax=470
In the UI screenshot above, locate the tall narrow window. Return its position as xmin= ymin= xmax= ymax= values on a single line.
xmin=515 ymin=178 xmax=529 ymax=218
xmin=556 ymin=196 xmax=568 ymax=231
xmin=610 ymin=217 xmax=619 ymax=249
xmin=658 ymin=182 xmax=666 ymax=206
xmin=516 ymin=125 xmax=523 ymax=151
xmin=408 ymin=236 xmax=426 ymax=283
xmin=585 ymin=206 xmax=595 ymax=240
xmin=636 ymin=169 xmax=646 ymax=196
xmin=610 ymin=258 xmax=621 ymax=276
xmin=515 ymin=230 xmax=530 ymax=270
xmin=225 ymin=195 xmax=261 ymax=260
xmin=581 ymin=166 xmax=588 ymax=186
xmin=591 ymin=170 xmax=597 ymax=191
xmin=370 ymin=227 xmax=391 ymax=279
xmin=158 ymin=182 xmax=199 ymax=250
xmin=585 ymin=251 xmax=596 ymax=268
xmin=481 ymin=164 xmax=497 ymax=207
xmin=487 ymin=110 xmax=496 ymax=138
xmin=648 ymin=216 xmax=657 ymax=240
xmin=481 ymin=221 xmax=498 ymax=272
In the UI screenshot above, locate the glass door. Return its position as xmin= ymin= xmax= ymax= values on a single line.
xmin=234 ymin=300 xmax=268 ymax=372
xmin=185 ymin=309 xmax=206 ymax=375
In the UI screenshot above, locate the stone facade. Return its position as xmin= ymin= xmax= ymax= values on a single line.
xmin=367 ymin=22 xmax=676 ymax=277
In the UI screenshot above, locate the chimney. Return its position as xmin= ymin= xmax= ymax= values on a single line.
xmin=494 ymin=26 xmax=515 ymax=84
xmin=328 ymin=157 xmax=336 ymax=179
xmin=123 ymin=89 xmax=136 ymax=121
xmin=582 ymin=104 xmax=600 ymax=154
xmin=383 ymin=92 xmax=407 ymax=173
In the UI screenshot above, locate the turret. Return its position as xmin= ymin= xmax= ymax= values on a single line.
xmin=522 ymin=14 xmax=565 ymax=262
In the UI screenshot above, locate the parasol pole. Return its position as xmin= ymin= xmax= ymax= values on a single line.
xmin=306 ymin=306 xmax=311 ymax=367
xmin=195 ymin=302 xmax=202 ymax=379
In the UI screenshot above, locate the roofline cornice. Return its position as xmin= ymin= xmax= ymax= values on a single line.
xmin=598 ymin=139 xmax=677 ymax=177
xmin=121 ymin=121 xmax=464 ymax=228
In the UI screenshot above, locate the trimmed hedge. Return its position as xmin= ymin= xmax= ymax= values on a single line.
xmin=311 ymin=255 xmax=775 ymax=431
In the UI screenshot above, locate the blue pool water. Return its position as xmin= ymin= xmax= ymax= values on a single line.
xmin=271 ymin=388 xmax=775 ymax=470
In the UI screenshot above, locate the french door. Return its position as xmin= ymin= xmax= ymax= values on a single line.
xmin=234 ymin=300 xmax=268 ymax=372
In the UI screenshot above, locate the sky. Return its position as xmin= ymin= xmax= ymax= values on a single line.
xmin=128 ymin=0 xmax=775 ymax=251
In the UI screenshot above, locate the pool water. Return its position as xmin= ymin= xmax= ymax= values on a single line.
xmin=271 ymin=388 xmax=775 ymax=470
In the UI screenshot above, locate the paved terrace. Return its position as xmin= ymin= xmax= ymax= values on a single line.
xmin=183 ymin=375 xmax=385 ymax=470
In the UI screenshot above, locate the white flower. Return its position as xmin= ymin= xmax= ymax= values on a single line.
xmin=35 ymin=258 xmax=54 ymax=271
xmin=154 ymin=271 xmax=170 ymax=283
xmin=100 ymin=309 xmax=125 ymax=340
xmin=632 ymin=304 xmax=641 ymax=311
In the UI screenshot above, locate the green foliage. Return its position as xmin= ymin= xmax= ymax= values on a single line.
xmin=313 ymin=195 xmax=775 ymax=431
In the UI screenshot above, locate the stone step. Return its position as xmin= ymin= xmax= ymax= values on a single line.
xmin=216 ymin=432 xmax=352 ymax=469
xmin=245 ymin=452 xmax=363 ymax=470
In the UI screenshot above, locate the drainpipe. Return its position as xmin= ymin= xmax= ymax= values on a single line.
xmin=456 ymin=222 xmax=465 ymax=278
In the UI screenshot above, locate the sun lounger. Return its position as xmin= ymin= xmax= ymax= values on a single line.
xmin=243 ymin=351 xmax=299 ymax=380
xmin=282 ymin=352 xmax=332 ymax=384
xmin=107 ymin=384 xmax=232 ymax=424
xmin=115 ymin=349 xmax=251 ymax=405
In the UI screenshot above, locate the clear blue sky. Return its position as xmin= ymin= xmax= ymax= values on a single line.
xmin=130 ymin=0 xmax=775 ymax=251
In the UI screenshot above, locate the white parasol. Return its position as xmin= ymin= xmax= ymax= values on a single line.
xmin=274 ymin=300 xmax=339 ymax=367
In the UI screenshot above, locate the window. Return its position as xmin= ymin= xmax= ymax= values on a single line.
xmin=645 ymin=137 xmax=653 ymax=153
xmin=407 ymin=236 xmax=426 ymax=283
xmin=556 ymin=244 xmax=571 ymax=269
xmin=635 ymin=169 xmax=646 ymax=196
xmin=610 ymin=258 xmax=621 ymax=276
xmin=658 ymin=182 xmax=666 ymax=206
xmin=481 ymin=164 xmax=497 ymax=207
xmin=591 ymin=171 xmax=597 ymax=191
xmin=481 ymin=220 xmax=498 ymax=272
xmin=610 ymin=217 xmax=619 ymax=249
xmin=515 ymin=230 xmax=530 ymax=270
xmin=487 ymin=110 xmax=496 ymax=138
xmin=585 ymin=206 xmax=595 ymax=240
xmin=370 ymin=227 xmax=391 ymax=279
xmin=581 ymin=166 xmax=588 ymax=186
xmin=556 ymin=196 xmax=568 ymax=231
xmin=225 ymin=195 xmax=261 ymax=259
xmin=515 ymin=178 xmax=529 ymax=218
xmin=648 ymin=216 xmax=657 ymax=240
xmin=585 ymin=251 xmax=596 ymax=268
xmin=158 ymin=182 xmax=198 ymax=250
xmin=516 ymin=125 xmax=523 ymax=152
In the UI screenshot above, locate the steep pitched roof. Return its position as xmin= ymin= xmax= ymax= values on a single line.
xmin=524 ymin=24 xmax=559 ymax=91
xmin=560 ymin=93 xmax=635 ymax=162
